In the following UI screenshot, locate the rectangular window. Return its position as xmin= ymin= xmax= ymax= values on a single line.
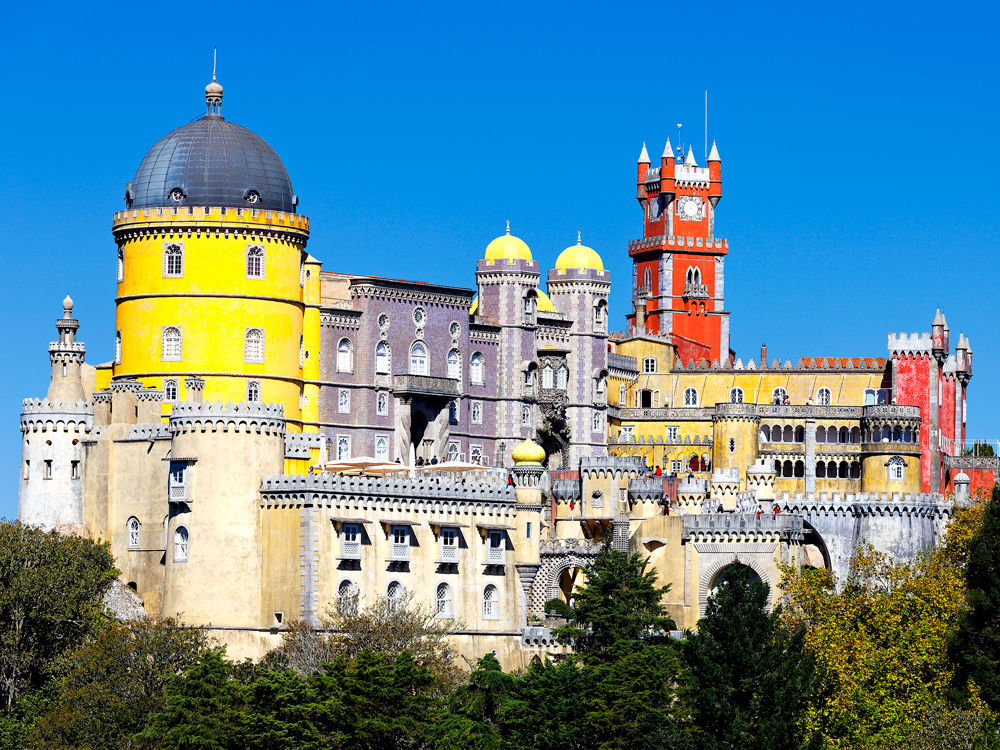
xmin=526 ymin=522 xmax=531 ymax=539
xmin=71 ymin=461 xmax=80 ymax=480
xmin=339 ymin=390 xmax=350 ymax=413
xmin=43 ymin=460 xmax=52 ymax=480
xmin=163 ymin=379 xmax=179 ymax=402
xmin=391 ymin=526 xmax=410 ymax=561
xmin=342 ymin=524 xmax=360 ymax=559
xmin=440 ymin=528 xmax=458 ymax=562
xmin=169 ymin=462 xmax=187 ymax=500
xmin=643 ymin=357 xmax=657 ymax=373
xmin=666 ymin=426 xmax=679 ymax=442
xmin=246 ymin=244 xmax=266 ymax=279
xmin=162 ymin=242 xmax=184 ymax=278
xmin=375 ymin=435 xmax=389 ymax=461
xmin=376 ymin=392 xmax=388 ymax=415
xmin=472 ymin=401 xmax=483 ymax=424
xmin=246 ymin=380 xmax=261 ymax=402
xmin=337 ymin=435 xmax=351 ymax=461
xmin=244 ymin=328 xmax=265 ymax=363
xmin=470 ymin=445 xmax=483 ymax=465
xmin=22 ymin=460 xmax=28 ymax=480
xmin=670 ymin=460 xmax=682 ymax=473
xmin=487 ymin=531 xmax=505 ymax=564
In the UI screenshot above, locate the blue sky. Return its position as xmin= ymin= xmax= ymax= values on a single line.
xmin=1 ymin=1 xmax=996 ymax=518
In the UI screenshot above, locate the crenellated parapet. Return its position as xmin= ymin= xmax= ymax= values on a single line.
xmin=682 ymin=512 xmax=804 ymax=544
xmin=579 ymin=455 xmax=647 ymax=478
xmin=121 ymin=423 xmax=172 ymax=442
xmin=889 ymin=332 xmax=933 ymax=359
xmin=259 ymin=473 xmax=516 ymax=508
xmin=135 ymin=389 xmax=164 ymax=403
xmin=169 ymin=401 xmax=286 ymax=435
xmin=110 ymin=380 xmax=144 ymax=394
xmin=284 ymin=431 xmax=325 ymax=459
xmin=628 ymin=476 xmax=665 ymax=501
xmin=20 ymin=398 xmax=93 ymax=434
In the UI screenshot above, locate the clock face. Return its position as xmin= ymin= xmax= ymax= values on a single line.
xmin=676 ymin=196 xmax=704 ymax=221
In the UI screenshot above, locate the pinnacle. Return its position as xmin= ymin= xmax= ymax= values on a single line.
xmin=638 ymin=142 xmax=651 ymax=164
xmin=708 ymin=140 xmax=721 ymax=161
xmin=685 ymin=146 xmax=697 ymax=166
xmin=662 ymin=138 xmax=673 ymax=159
xmin=933 ymin=308 xmax=944 ymax=326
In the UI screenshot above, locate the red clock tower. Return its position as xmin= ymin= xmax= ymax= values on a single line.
xmin=627 ymin=138 xmax=730 ymax=365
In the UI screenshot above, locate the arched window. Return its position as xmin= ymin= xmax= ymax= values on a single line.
xmin=783 ymin=461 xmax=793 ymax=478
xmin=816 ymin=426 xmax=826 ymax=443
xmin=817 ymin=387 xmax=832 ymax=406
xmin=447 ymin=442 xmax=459 ymax=461
xmin=470 ymin=353 xmax=485 ymax=384
xmin=795 ymin=427 xmax=804 ymax=443
xmin=245 ymin=328 xmax=264 ymax=363
xmin=794 ymin=460 xmax=805 ymax=478
xmin=449 ymin=400 xmax=459 ymax=423
xmin=299 ymin=334 xmax=305 ymax=368
xmin=729 ymin=387 xmax=744 ymax=403
xmin=827 ymin=425 xmax=838 ymax=444
xmin=127 ymin=517 xmax=140 ymax=549
xmin=838 ymin=461 xmax=849 ymax=479
xmin=117 ymin=248 xmax=124 ymax=283
xmin=163 ymin=379 xmax=179 ymax=402
xmin=827 ymin=461 xmax=837 ymax=479
xmin=483 ymin=584 xmax=498 ymax=619
xmin=337 ymin=339 xmax=353 ymax=372
xmin=686 ymin=268 xmax=693 ymax=284
xmin=447 ymin=350 xmax=461 ymax=379
xmin=864 ymin=389 xmax=876 ymax=406
xmin=387 ymin=581 xmax=404 ymax=611
xmin=246 ymin=380 xmax=261 ymax=402
xmin=542 ymin=366 xmax=553 ymax=389
xmin=594 ymin=301 xmax=607 ymax=331
xmin=760 ymin=425 xmax=771 ymax=442
xmin=436 ymin=583 xmax=453 ymax=619
xmin=522 ymin=405 xmax=531 ymax=425
xmin=377 ymin=391 xmax=389 ymax=415
xmin=246 ymin=244 xmax=265 ymax=278
xmin=338 ymin=580 xmax=358 ymax=615
xmin=816 ymin=461 xmax=826 ymax=478
xmin=375 ymin=342 xmax=390 ymax=374
xmin=683 ymin=387 xmax=698 ymax=406
xmin=892 ymin=426 xmax=902 ymax=442
xmin=593 ymin=412 xmax=603 ymax=432
xmin=162 ymin=243 xmax=184 ymax=277
xmin=850 ymin=461 xmax=861 ymax=479
xmin=410 ymin=342 xmax=427 ymax=375
xmin=161 ymin=326 xmax=182 ymax=361
xmin=783 ymin=425 xmax=794 ymax=442
xmin=374 ymin=435 xmax=388 ymax=461
xmin=173 ymin=526 xmax=188 ymax=562
xmin=115 ymin=330 xmax=122 ymax=365
xmin=903 ymin=427 xmax=912 ymax=443
xmin=851 ymin=427 xmax=861 ymax=443
xmin=619 ymin=384 xmax=626 ymax=404
xmin=888 ymin=456 xmax=905 ymax=481
xmin=770 ymin=424 xmax=782 ymax=443
xmin=772 ymin=387 xmax=788 ymax=405
xmin=556 ymin=365 xmax=568 ymax=389
xmin=644 ymin=268 xmax=651 ymax=288
xmin=840 ymin=427 xmax=850 ymax=444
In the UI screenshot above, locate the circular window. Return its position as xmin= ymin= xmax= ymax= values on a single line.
xmin=244 ymin=190 xmax=260 ymax=204
xmin=378 ymin=313 xmax=390 ymax=331
xmin=169 ymin=187 xmax=184 ymax=202
xmin=413 ymin=307 xmax=426 ymax=327
xmin=449 ymin=321 xmax=461 ymax=338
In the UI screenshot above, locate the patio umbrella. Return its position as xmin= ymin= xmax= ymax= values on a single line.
xmin=322 ymin=456 xmax=390 ymax=472
xmin=418 ymin=460 xmax=486 ymax=473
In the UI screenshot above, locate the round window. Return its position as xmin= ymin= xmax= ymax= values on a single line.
xmin=449 ymin=321 xmax=461 ymax=338
xmin=244 ymin=190 xmax=260 ymax=204
xmin=378 ymin=313 xmax=390 ymax=331
xmin=413 ymin=307 xmax=426 ymax=326
xmin=169 ymin=187 xmax=184 ymax=202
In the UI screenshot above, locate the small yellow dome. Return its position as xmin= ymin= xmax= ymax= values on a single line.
xmin=470 ymin=296 xmax=479 ymax=315
xmin=535 ymin=289 xmax=556 ymax=313
xmin=555 ymin=232 xmax=603 ymax=271
xmin=511 ymin=438 xmax=546 ymax=466
xmin=485 ymin=221 xmax=532 ymax=262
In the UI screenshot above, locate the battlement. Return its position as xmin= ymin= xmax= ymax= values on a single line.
xmin=110 ymin=380 xmax=144 ymax=394
xmin=681 ymin=512 xmax=803 ymax=543
xmin=675 ymin=355 xmax=887 ymax=372
xmin=579 ymin=455 xmax=647 ymax=476
xmin=628 ymin=235 xmax=727 ymax=256
xmin=539 ymin=537 xmax=602 ymax=556
xmin=48 ymin=342 xmax=85 ymax=353
xmin=628 ymin=476 xmax=665 ymax=500
xmin=775 ymin=491 xmax=948 ymax=518
xmin=712 ymin=467 xmax=740 ymax=483
xmin=259 ymin=472 xmax=515 ymax=506
xmin=609 ymin=429 xmax=713 ymax=444
xmin=888 ymin=332 xmax=933 ymax=356
xmin=284 ymin=431 xmax=325 ymax=459
xmin=112 ymin=206 xmax=310 ymax=234
xmin=169 ymin=401 xmax=286 ymax=435
xmin=21 ymin=398 xmax=93 ymax=434
xmin=121 ymin=423 xmax=172 ymax=441
xmin=607 ymin=352 xmax=638 ymax=375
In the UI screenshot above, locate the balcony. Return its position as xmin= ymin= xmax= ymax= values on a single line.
xmin=392 ymin=374 xmax=460 ymax=400
xmin=683 ymin=282 xmax=709 ymax=299
xmin=636 ymin=284 xmax=651 ymax=299
xmin=341 ymin=539 xmax=361 ymax=559
xmin=439 ymin=543 xmax=459 ymax=563
xmin=485 ymin=544 xmax=505 ymax=565
xmin=390 ymin=542 xmax=410 ymax=562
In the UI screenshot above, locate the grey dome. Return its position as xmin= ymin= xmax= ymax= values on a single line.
xmin=129 ymin=115 xmax=296 ymax=213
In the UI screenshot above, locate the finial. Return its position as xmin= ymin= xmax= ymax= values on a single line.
xmin=205 ymin=48 xmax=224 ymax=115
xmin=577 ymin=231 xmax=582 ymax=245
xmin=62 ymin=294 xmax=73 ymax=319
xmin=505 ymin=219 xmax=510 ymax=235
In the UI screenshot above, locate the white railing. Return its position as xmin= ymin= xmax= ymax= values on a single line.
xmin=440 ymin=544 xmax=458 ymax=562
xmin=341 ymin=540 xmax=360 ymax=559
xmin=391 ymin=543 xmax=410 ymax=562
xmin=169 ymin=483 xmax=187 ymax=501
xmin=486 ymin=545 xmax=505 ymax=565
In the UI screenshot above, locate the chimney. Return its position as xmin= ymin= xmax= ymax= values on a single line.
xmin=760 ymin=343 xmax=767 ymax=365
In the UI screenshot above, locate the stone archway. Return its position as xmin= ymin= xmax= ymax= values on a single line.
xmin=698 ymin=553 xmax=773 ymax=618
xmin=529 ymin=541 xmax=601 ymax=614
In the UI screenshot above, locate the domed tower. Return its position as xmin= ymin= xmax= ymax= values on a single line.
xmin=19 ymin=297 xmax=92 ymax=530
xmin=111 ymin=76 xmax=317 ymax=432
xmin=546 ymin=233 xmax=610 ymax=464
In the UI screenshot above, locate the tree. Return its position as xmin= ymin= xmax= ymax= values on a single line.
xmin=31 ymin=618 xmax=209 ymax=750
xmin=685 ymin=563 xmax=819 ymax=750
xmin=782 ymin=544 xmax=967 ymax=750
xmin=279 ymin=590 xmax=462 ymax=694
xmin=951 ymin=484 xmax=1000 ymax=710
xmin=552 ymin=540 xmax=675 ymax=661
xmin=0 ymin=522 xmax=118 ymax=710
xmin=136 ymin=648 xmax=236 ymax=750
xmin=432 ymin=654 xmax=512 ymax=750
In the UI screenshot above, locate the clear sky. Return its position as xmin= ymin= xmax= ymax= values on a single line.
xmin=2 ymin=1 xmax=997 ymax=518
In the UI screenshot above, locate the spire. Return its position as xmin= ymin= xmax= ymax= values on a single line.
xmin=942 ymin=314 xmax=949 ymax=330
xmin=708 ymin=140 xmax=721 ymax=162
xmin=577 ymin=231 xmax=582 ymax=245
xmin=62 ymin=294 xmax=74 ymax=319
xmin=933 ymin=308 xmax=944 ymax=326
xmin=957 ymin=333 xmax=968 ymax=350
xmin=685 ymin=146 xmax=697 ymax=166
xmin=638 ymin=142 xmax=651 ymax=164
xmin=662 ymin=138 xmax=673 ymax=159
xmin=505 ymin=219 xmax=511 ymax=235
xmin=205 ymin=47 xmax=223 ymax=115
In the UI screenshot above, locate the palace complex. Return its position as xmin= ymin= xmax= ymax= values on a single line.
xmin=17 ymin=77 xmax=995 ymax=667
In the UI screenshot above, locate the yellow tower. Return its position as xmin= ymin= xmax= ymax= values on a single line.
xmin=109 ymin=75 xmax=316 ymax=432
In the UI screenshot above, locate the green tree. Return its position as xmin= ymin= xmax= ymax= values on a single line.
xmin=433 ymin=654 xmax=512 ymax=750
xmin=136 ymin=648 xmax=236 ymax=750
xmin=31 ymin=618 xmax=208 ymax=750
xmin=0 ymin=522 xmax=118 ymax=710
xmin=228 ymin=668 xmax=326 ymax=750
xmin=685 ymin=563 xmax=819 ymax=750
xmin=552 ymin=540 xmax=675 ymax=662
xmin=951 ymin=484 xmax=1000 ymax=710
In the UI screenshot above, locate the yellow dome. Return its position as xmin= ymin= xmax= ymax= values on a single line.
xmin=555 ymin=232 xmax=603 ymax=271
xmin=485 ymin=221 xmax=532 ymax=262
xmin=535 ymin=289 xmax=556 ymax=313
xmin=511 ymin=438 xmax=546 ymax=466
